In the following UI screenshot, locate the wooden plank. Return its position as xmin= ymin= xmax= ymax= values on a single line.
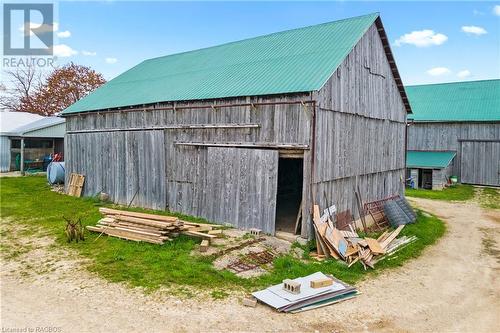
xmin=86 ymin=226 xmax=164 ymax=244
xmin=381 ymin=225 xmax=405 ymax=249
xmin=377 ymin=230 xmax=389 ymax=242
xmin=365 ymin=238 xmax=385 ymax=254
xmin=111 ymin=215 xmax=175 ymax=228
xmin=175 ymin=142 xmax=309 ymax=150
xmin=66 ymin=123 xmax=261 ymax=134
xmin=99 ymin=208 xmax=178 ymax=222
xmin=181 ymin=230 xmax=217 ymax=239
xmin=67 ymin=173 xmax=85 ymax=197
xmin=294 ymin=200 xmax=303 ymax=235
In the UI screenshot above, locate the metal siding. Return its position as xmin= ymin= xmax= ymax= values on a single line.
xmin=0 ymin=136 xmax=11 ymax=172
xmin=22 ymin=122 xmax=66 ymax=138
xmin=406 ymin=151 xmax=456 ymax=168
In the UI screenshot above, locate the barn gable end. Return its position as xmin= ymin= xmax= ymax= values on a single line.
xmin=310 ymin=21 xmax=407 ymax=229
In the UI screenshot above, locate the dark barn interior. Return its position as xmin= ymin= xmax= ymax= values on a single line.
xmin=275 ymin=158 xmax=303 ymax=234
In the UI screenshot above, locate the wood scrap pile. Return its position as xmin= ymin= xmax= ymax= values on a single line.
xmin=312 ymin=204 xmax=416 ymax=269
xmin=86 ymin=208 xmax=223 ymax=245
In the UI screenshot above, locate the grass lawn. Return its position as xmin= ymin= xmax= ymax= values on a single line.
xmin=479 ymin=187 xmax=500 ymax=210
xmin=405 ymin=184 xmax=475 ymax=201
xmin=0 ymin=175 xmax=446 ymax=294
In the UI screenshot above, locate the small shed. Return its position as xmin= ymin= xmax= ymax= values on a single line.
xmin=62 ymin=13 xmax=410 ymax=238
xmin=406 ymin=79 xmax=500 ymax=187
xmin=0 ymin=111 xmax=44 ymax=172
xmin=1 ymin=116 xmax=65 ymax=172
xmin=406 ymin=151 xmax=456 ymax=190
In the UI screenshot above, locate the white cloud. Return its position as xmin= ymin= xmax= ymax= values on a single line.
xmin=52 ymin=44 xmax=78 ymax=57
xmin=427 ymin=67 xmax=451 ymax=76
xmin=494 ymin=5 xmax=500 ymax=16
xmin=457 ymin=70 xmax=471 ymax=79
xmin=57 ymin=30 xmax=71 ymax=38
xmin=395 ymin=30 xmax=448 ymax=47
xmin=473 ymin=9 xmax=484 ymax=16
xmin=82 ymin=50 xmax=97 ymax=56
xmin=461 ymin=25 xmax=487 ymax=36
xmin=19 ymin=22 xmax=59 ymax=36
xmin=105 ymin=57 xmax=118 ymax=64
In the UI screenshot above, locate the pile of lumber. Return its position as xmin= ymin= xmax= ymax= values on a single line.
xmin=87 ymin=208 xmax=223 ymax=244
xmin=344 ymin=225 xmax=415 ymax=269
xmin=312 ymin=205 xmax=416 ymax=269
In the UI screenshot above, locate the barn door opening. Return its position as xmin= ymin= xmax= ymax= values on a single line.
xmin=275 ymin=157 xmax=303 ymax=234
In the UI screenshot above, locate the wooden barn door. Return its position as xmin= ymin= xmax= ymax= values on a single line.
xmin=202 ymin=147 xmax=279 ymax=234
xmin=460 ymin=140 xmax=500 ymax=186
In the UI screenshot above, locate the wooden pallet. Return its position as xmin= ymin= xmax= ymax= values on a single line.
xmin=67 ymin=173 xmax=85 ymax=197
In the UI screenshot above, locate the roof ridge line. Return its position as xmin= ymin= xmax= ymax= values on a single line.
xmin=144 ymin=12 xmax=380 ymax=63
xmin=407 ymin=78 xmax=500 ymax=88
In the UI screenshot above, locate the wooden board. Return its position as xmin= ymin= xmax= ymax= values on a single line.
xmin=380 ymin=225 xmax=404 ymax=249
xmin=201 ymin=147 xmax=279 ymax=234
xmin=365 ymin=238 xmax=385 ymax=254
xmin=99 ymin=208 xmax=178 ymax=223
xmin=67 ymin=173 xmax=85 ymax=197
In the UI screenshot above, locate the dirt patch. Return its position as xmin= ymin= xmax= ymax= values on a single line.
xmin=479 ymin=227 xmax=500 ymax=264
xmin=2 ymin=200 xmax=500 ymax=332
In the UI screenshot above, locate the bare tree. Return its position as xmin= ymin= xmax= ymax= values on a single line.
xmin=0 ymin=64 xmax=45 ymax=112
xmin=0 ymin=62 xmax=105 ymax=116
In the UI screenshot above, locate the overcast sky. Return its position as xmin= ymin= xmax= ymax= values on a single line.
xmin=3 ymin=1 xmax=500 ymax=86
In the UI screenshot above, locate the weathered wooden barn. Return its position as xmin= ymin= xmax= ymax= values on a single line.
xmin=406 ymin=79 xmax=500 ymax=188
xmin=62 ymin=13 xmax=410 ymax=237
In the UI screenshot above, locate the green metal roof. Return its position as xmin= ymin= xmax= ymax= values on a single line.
xmin=406 ymin=79 xmax=500 ymax=122
xmin=63 ymin=13 xmax=380 ymax=114
xmin=406 ymin=151 xmax=456 ymax=169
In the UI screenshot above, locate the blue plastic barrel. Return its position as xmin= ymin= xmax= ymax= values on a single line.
xmin=47 ymin=162 xmax=65 ymax=184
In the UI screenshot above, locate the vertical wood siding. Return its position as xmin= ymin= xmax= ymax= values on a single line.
xmin=65 ymin=94 xmax=311 ymax=232
xmin=407 ymin=122 xmax=500 ymax=182
xmin=201 ymin=147 xmax=278 ymax=234
xmin=312 ymin=22 xmax=407 ymax=218
xmin=64 ymin=23 xmax=409 ymax=235
xmin=460 ymin=141 xmax=500 ymax=186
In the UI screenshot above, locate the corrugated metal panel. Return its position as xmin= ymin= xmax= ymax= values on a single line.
xmin=62 ymin=13 xmax=379 ymax=114
xmin=407 ymin=79 xmax=500 ymax=122
xmin=0 ymin=111 xmax=44 ymax=135
xmin=12 ymin=117 xmax=65 ymax=137
xmin=21 ymin=122 xmax=65 ymax=138
xmin=0 ymin=136 xmax=11 ymax=172
xmin=406 ymin=151 xmax=456 ymax=169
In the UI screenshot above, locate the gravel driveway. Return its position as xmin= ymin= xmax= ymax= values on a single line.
xmin=1 ymin=198 xmax=499 ymax=332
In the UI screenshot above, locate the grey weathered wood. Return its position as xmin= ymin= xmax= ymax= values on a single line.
xmin=460 ymin=140 xmax=500 ymax=186
xmin=174 ymin=142 xmax=308 ymax=149
xmin=407 ymin=122 xmax=500 ymax=184
xmin=66 ymin=123 xmax=260 ymax=134
xmin=311 ymin=22 xmax=407 ymax=220
xmin=200 ymin=147 xmax=278 ymax=234
xmin=63 ymin=21 xmax=409 ymax=237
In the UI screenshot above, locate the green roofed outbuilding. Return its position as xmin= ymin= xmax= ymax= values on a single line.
xmin=406 ymin=79 xmax=500 ymax=188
